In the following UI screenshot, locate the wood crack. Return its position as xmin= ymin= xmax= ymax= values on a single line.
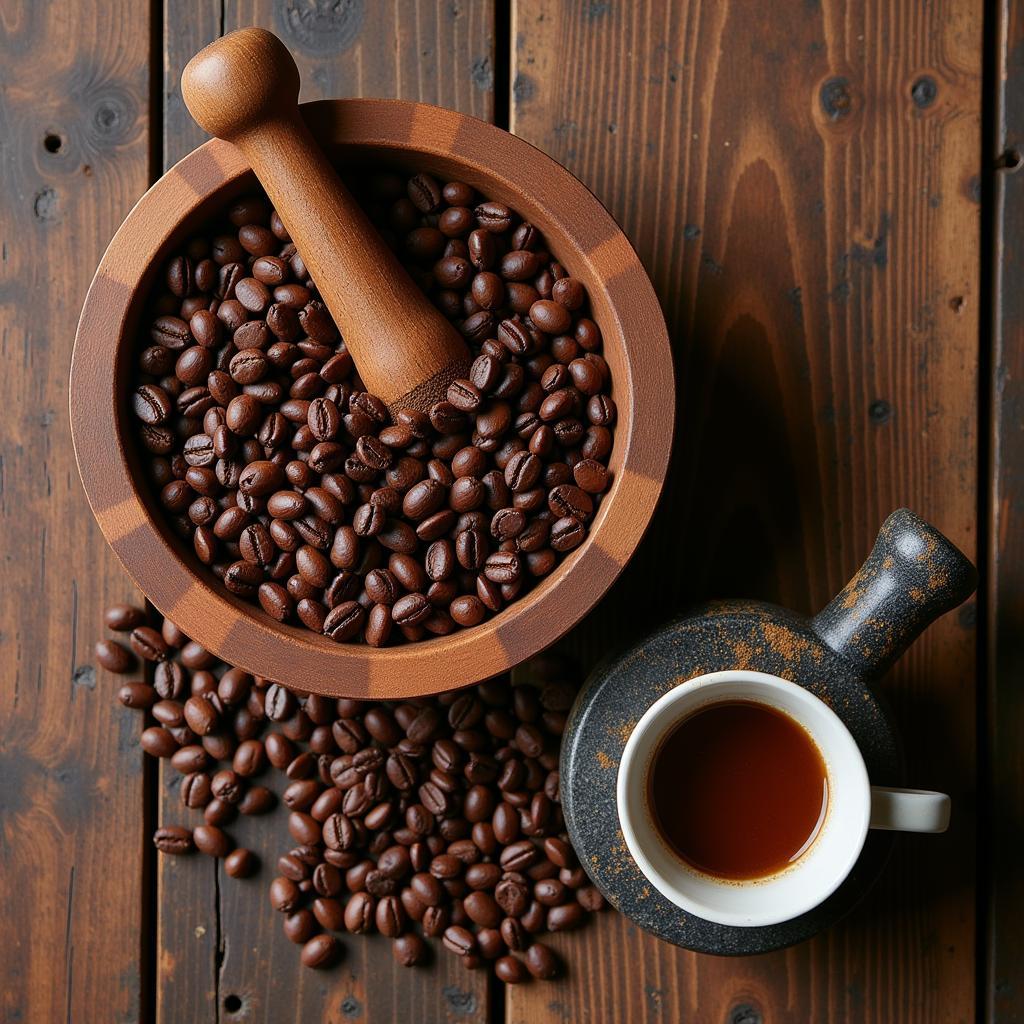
xmin=64 ymin=865 xmax=75 ymax=1024
xmin=214 ymin=859 xmax=224 ymax=1024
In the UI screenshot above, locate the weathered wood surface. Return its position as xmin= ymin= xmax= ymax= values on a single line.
xmin=158 ymin=4 xmax=496 ymax=1022
xmin=508 ymin=2 xmax=981 ymax=1021
xmin=0 ymin=1 xmax=152 ymax=1022
xmin=1 ymin=0 xmax=1004 ymax=1020
xmin=988 ymin=0 xmax=1024 ymax=1020
xmin=164 ymin=0 xmax=495 ymax=166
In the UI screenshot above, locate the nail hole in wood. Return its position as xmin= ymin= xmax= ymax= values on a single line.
xmin=998 ymin=148 xmax=1021 ymax=171
xmin=223 ymin=994 xmax=242 ymax=1013
xmin=869 ymin=399 xmax=893 ymax=424
xmin=43 ymin=133 xmax=64 ymax=154
xmin=820 ymin=77 xmax=852 ymax=120
xmin=729 ymin=1005 xmax=763 ymax=1024
xmin=911 ymin=76 xmax=937 ymax=108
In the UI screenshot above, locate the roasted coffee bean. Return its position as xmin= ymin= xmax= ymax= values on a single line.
xmin=128 ymin=625 xmax=169 ymax=662
xmin=406 ymin=803 xmax=434 ymax=835
xmin=546 ymin=901 xmax=584 ymax=931
xmin=238 ymin=785 xmax=275 ymax=816
xmin=169 ymin=744 xmax=209 ymax=774
xmin=495 ymin=873 xmax=530 ymax=917
xmin=300 ymin=934 xmax=340 ymax=970
xmin=211 ymin=769 xmax=244 ymax=804
xmin=323 ymin=812 xmax=357 ymax=851
xmin=392 ymin=593 xmax=431 ymax=628
xmin=224 ymin=847 xmax=257 ymax=878
xmin=323 ymin=600 xmax=365 ymax=642
xmin=283 ymin=909 xmax=317 ymax=944
xmin=180 ymin=771 xmax=213 ymax=809
xmin=118 ymin=682 xmax=157 ymax=709
xmin=543 ymin=836 xmax=575 ymax=869
xmin=519 ymin=899 xmax=546 ymax=933
xmin=535 ymin=877 xmax=566 ymax=906
xmin=193 ymin=824 xmax=232 ymax=858
xmin=524 ymin=942 xmax=560 ymax=979
xmin=311 ymin=896 xmax=345 ymax=931
xmin=96 ymin=639 xmax=134 ymax=674
xmin=471 ymin=926 xmax=500 ymax=960
xmin=576 ymin=885 xmax=606 ymax=911
xmin=494 ymin=955 xmax=528 ymax=984
xmin=202 ymin=797 xmax=236 ymax=827
xmin=344 ymin=890 xmax=375 ymax=933
xmin=530 ymin=299 xmax=572 ymax=335
xmin=392 ymin=933 xmax=427 ymax=967
xmin=141 ymin=726 xmax=178 ymax=758
xmin=483 ymin=550 xmax=522 ymax=585
xmin=153 ymin=826 xmax=194 ymax=855
xmin=408 ymin=172 xmax=443 ymax=213
xmin=375 ymin=894 xmax=406 ymax=937
xmin=231 ymin=738 xmax=265 ymax=776
xmin=443 ymin=925 xmax=477 ymax=956
xmin=464 ymin=890 xmax=502 ymax=928
xmin=133 ymin=384 xmax=174 ymax=425
xmin=105 ymin=604 xmax=147 ymax=632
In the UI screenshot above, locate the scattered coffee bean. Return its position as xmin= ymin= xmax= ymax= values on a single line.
xmin=101 ymin=602 xmax=602 ymax=979
xmin=193 ymin=824 xmax=232 ymax=858
xmin=392 ymin=932 xmax=427 ymax=967
xmin=524 ymin=941 xmax=560 ymax=979
xmin=129 ymin=626 xmax=171 ymax=662
xmin=105 ymin=603 xmax=147 ymax=632
xmin=95 ymin=639 xmax=134 ymax=674
xmin=153 ymin=826 xmax=194 ymax=855
xmin=225 ymin=847 xmax=258 ymax=878
xmin=300 ymin=933 xmax=340 ymax=969
xmin=118 ymin=682 xmax=157 ymax=709
xmin=495 ymin=954 xmax=529 ymax=984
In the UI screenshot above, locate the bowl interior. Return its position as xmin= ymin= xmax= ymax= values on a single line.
xmin=73 ymin=100 xmax=672 ymax=697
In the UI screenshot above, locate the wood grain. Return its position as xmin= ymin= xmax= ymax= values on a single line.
xmin=0 ymin=1 xmax=152 ymax=1022
xmin=510 ymin=1 xmax=980 ymax=1021
xmin=988 ymin=0 xmax=1024 ymax=1018
xmin=158 ymin=4 xmax=496 ymax=1021
xmin=164 ymin=0 xmax=496 ymax=166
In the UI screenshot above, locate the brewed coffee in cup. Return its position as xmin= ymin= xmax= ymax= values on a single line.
xmin=618 ymin=671 xmax=951 ymax=927
xmin=648 ymin=700 xmax=829 ymax=880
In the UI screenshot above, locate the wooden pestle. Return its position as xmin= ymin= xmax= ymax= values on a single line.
xmin=181 ymin=27 xmax=471 ymax=412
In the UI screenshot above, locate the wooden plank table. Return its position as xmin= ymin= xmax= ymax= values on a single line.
xmin=1 ymin=0 xmax=1015 ymax=1021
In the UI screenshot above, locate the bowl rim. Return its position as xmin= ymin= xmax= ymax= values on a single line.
xmin=70 ymin=98 xmax=674 ymax=698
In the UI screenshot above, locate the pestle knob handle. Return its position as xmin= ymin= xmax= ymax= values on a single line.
xmin=181 ymin=28 xmax=471 ymax=412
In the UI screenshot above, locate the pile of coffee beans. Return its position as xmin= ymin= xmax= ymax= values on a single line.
xmin=98 ymin=602 xmax=604 ymax=980
xmin=132 ymin=172 xmax=615 ymax=645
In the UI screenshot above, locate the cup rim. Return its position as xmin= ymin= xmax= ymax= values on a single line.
xmin=616 ymin=669 xmax=872 ymax=927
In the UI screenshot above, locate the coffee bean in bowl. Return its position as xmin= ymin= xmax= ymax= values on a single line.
xmin=132 ymin=174 xmax=614 ymax=647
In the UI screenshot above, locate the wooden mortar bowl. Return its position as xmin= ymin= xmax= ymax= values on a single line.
xmin=71 ymin=100 xmax=674 ymax=699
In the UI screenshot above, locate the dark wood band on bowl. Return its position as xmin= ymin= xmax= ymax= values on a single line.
xmin=70 ymin=99 xmax=674 ymax=698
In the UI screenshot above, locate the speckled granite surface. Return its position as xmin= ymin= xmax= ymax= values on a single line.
xmin=561 ymin=601 xmax=902 ymax=955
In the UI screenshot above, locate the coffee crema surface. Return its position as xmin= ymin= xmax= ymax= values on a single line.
xmin=648 ymin=700 xmax=829 ymax=881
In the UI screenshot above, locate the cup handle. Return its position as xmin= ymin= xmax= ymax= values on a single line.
xmin=869 ymin=786 xmax=951 ymax=833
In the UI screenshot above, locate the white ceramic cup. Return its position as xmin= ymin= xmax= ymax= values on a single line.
xmin=617 ymin=670 xmax=950 ymax=928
